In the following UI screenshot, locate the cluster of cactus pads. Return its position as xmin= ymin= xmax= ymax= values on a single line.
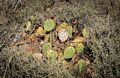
xmin=25 ymin=18 xmax=90 ymax=73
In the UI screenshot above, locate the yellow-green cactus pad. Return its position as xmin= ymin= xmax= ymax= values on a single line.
xmin=64 ymin=47 xmax=75 ymax=59
xmin=66 ymin=26 xmax=73 ymax=38
xmin=74 ymin=59 xmax=86 ymax=73
xmin=82 ymin=28 xmax=90 ymax=38
xmin=73 ymin=37 xmax=85 ymax=43
xmin=42 ymin=42 xmax=52 ymax=54
xmin=75 ymin=43 xmax=84 ymax=53
xmin=46 ymin=49 xmax=57 ymax=60
xmin=44 ymin=19 xmax=56 ymax=31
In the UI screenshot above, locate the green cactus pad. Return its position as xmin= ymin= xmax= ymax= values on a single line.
xmin=75 ymin=43 xmax=85 ymax=53
xmin=82 ymin=28 xmax=90 ymax=38
xmin=44 ymin=19 xmax=56 ymax=31
xmin=64 ymin=47 xmax=75 ymax=59
xmin=42 ymin=42 xmax=52 ymax=54
xmin=74 ymin=59 xmax=86 ymax=73
xmin=46 ymin=49 xmax=57 ymax=59
xmin=66 ymin=26 xmax=73 ymax=38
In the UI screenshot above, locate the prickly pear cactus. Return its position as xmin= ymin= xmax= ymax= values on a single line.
xmin=59 ymin=22 xmax=68 ymax=29
xmin=66 ymin=26 xmax=73 ymax=38
xmin=64 ymin=47 xmax=75 ymax=59
xmin=42 ymin=42 xmax=52 ymax=54
xmin=75 ymin=43 xmax=84 ymax=53
xmin=44 ymin=19 xmax=56 ymax=31
xmin=46 ymin=49 xmax=57 ymax=60
xmin=74 ymin=59 xmax=86 ymax=73
xmin=82 ymin=28 xmax=90 ymax=38
xmin=73 ymin=37 xmax=85 ymax=43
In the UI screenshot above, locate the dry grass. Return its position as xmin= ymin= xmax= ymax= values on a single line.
xmin=0 ymin=48 xmax=73 ymax=78
xmin=88 ymin=15 xmax=120 ymax=78
xmin=0 ymin=0 xmax=120 ymax=78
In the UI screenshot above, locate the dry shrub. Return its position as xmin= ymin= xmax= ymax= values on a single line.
xmin=87 ymin=8 xmax=120 ymax=78
xmin=0 ymin=0 xmax=120 ymax=78
xmin=0 ymin=48 xmax=73 ymax=78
